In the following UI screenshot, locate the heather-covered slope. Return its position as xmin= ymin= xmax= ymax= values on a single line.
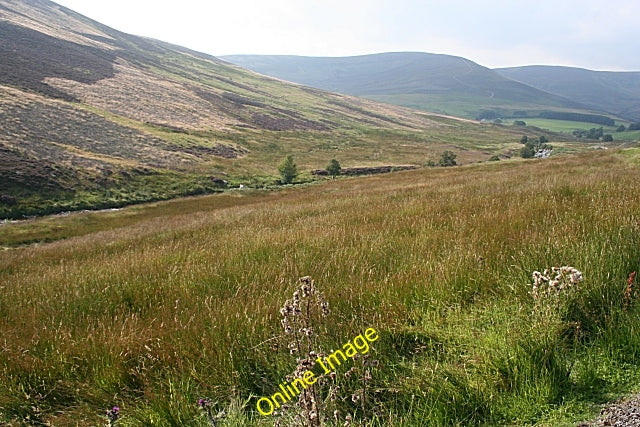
xmin=0 ymin=0 xmax=533 ymax=218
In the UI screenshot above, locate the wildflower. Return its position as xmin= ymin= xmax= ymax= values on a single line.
xmin=623 ymin=271 xmax=637 ymax=311
xmin=530 ymin=266 xmax=583 ymax=300
xmin=106 ymin=406 xmax=120 ymax=426
xmin=320 ymin=300 xmax=330 ymax=317
xmin=344 ymin=413 xmax=353 ymax=426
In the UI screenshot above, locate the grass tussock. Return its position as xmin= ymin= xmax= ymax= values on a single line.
xmin=1 ymin=150 xmax=640 ymax=425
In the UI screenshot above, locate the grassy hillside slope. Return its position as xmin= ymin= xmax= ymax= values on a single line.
xmin=0 ymin=1 xmax=535 ymax=219
xmin=222 ymin=53 xmax=607 ymax=120
xmin=1 ymin=150 xmax=640 ymax=425
xmin=496 ymin=66 xmax=640 ymax=122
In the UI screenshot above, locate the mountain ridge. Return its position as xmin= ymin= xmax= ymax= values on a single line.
xmin=495 ymin=65 xmax=640 ymax=121
xmin=222 ymin=52 xmax=634 ymax=120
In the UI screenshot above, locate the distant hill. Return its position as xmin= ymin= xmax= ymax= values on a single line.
xmin=222 ymin=52 xmax=604 ymax=120
xmin=495 ymin=66 xmax=640 ymax=122
xmin=0 ymin=1 xmax=532 ymax=218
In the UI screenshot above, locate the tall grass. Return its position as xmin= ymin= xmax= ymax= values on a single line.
xmin=1 ymin=150 xmax=640 ymax=425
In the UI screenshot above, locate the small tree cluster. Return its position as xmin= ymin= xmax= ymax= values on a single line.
xmin=572 ymin=127 xmax=616 ymax=141
xmin=520 ymin=136 xmax=552 ymax=159
xmin=438 ymin=150 xmax=457 ymax=167
xmin=572 ymin=127 xmax=603 ymax=140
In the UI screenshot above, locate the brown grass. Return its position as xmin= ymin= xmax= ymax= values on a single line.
xmin=2 ymin=150 xmax=640 ymax=424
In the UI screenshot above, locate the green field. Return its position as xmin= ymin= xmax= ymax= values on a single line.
xmin=2 ymin=149 xmax=640 ymax=426
xmin=522 ymin=118 xmax=640 ymax=141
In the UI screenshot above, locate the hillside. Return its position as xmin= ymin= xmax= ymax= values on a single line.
xmin=496 ymin=65 xmax=640 ymax=122
xmin=222 ymin=52 xmax=605 ymax=120
xmin=0 ymin=0 xmax=538 ymax=219
xmin=2 ymin=149 xmax=640 ymax=425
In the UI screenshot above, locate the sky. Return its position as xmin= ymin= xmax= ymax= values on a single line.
xmin=52 ymin=0 xmax=640 ymax=71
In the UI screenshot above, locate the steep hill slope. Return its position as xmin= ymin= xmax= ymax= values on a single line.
xmin=496 ymin=65 xmax=640 ymax=122
xmin=222 ymin=52 xmax=600 ymax=119
xmin=0 ymin=0 xmax=532 ymax=218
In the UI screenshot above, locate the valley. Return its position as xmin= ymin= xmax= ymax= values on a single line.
xmin=1 ymin=1 xmax=640 ymax=426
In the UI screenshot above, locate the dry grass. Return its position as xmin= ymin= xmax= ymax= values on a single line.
xmin=2 ymin=150 xmax=640 ymax=425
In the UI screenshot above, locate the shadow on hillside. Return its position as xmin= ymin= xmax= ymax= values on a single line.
xmin=0 ymin=21 xmax=116 ymax=100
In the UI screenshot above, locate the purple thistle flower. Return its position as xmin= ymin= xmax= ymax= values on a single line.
xmin=106 ymin=406 xmax=120 ymax=426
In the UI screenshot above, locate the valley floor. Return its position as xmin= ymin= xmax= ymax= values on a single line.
xmin=1 ymin=149 xmax=640 ymax=426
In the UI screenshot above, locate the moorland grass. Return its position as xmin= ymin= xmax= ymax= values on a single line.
xmin=1 ymin=150 xmax=640 ymax=426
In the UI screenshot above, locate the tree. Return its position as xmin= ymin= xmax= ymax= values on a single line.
xmin=278 ymin=155 xmax=297 ymax=184
xmin=326 ymin=159 xmax=341 ymax=178
xmin=513 ymin=120 xmax=527 ymax=127
xmin=520 ymin=136 xmax=552 ymax=159
xmin=520 ymin=135 xmax=529 ymax=144
xmin=603 ymin=134 xmax=614 ymax=142
xmin=573 ymin=127 xmax=604 ymax=139
xmin=439 ymin=151 xmax=457 ymax=167
xmin=629 ymin=123 xmax=640 ymax=131
xmin=520 ymin=145 xmax=535 ymax=159
xmin=616 ymin=125 xmax=626 ymax=132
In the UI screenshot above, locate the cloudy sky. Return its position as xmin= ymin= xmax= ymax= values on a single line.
xmin=53 ymin=0 xmax=639 ymax=71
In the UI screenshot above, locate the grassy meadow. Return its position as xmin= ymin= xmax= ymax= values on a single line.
xmin=522 ymin=118 xmax=640 ymax=142
xmin=2 ymin=149 xmax=640 ymax=426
